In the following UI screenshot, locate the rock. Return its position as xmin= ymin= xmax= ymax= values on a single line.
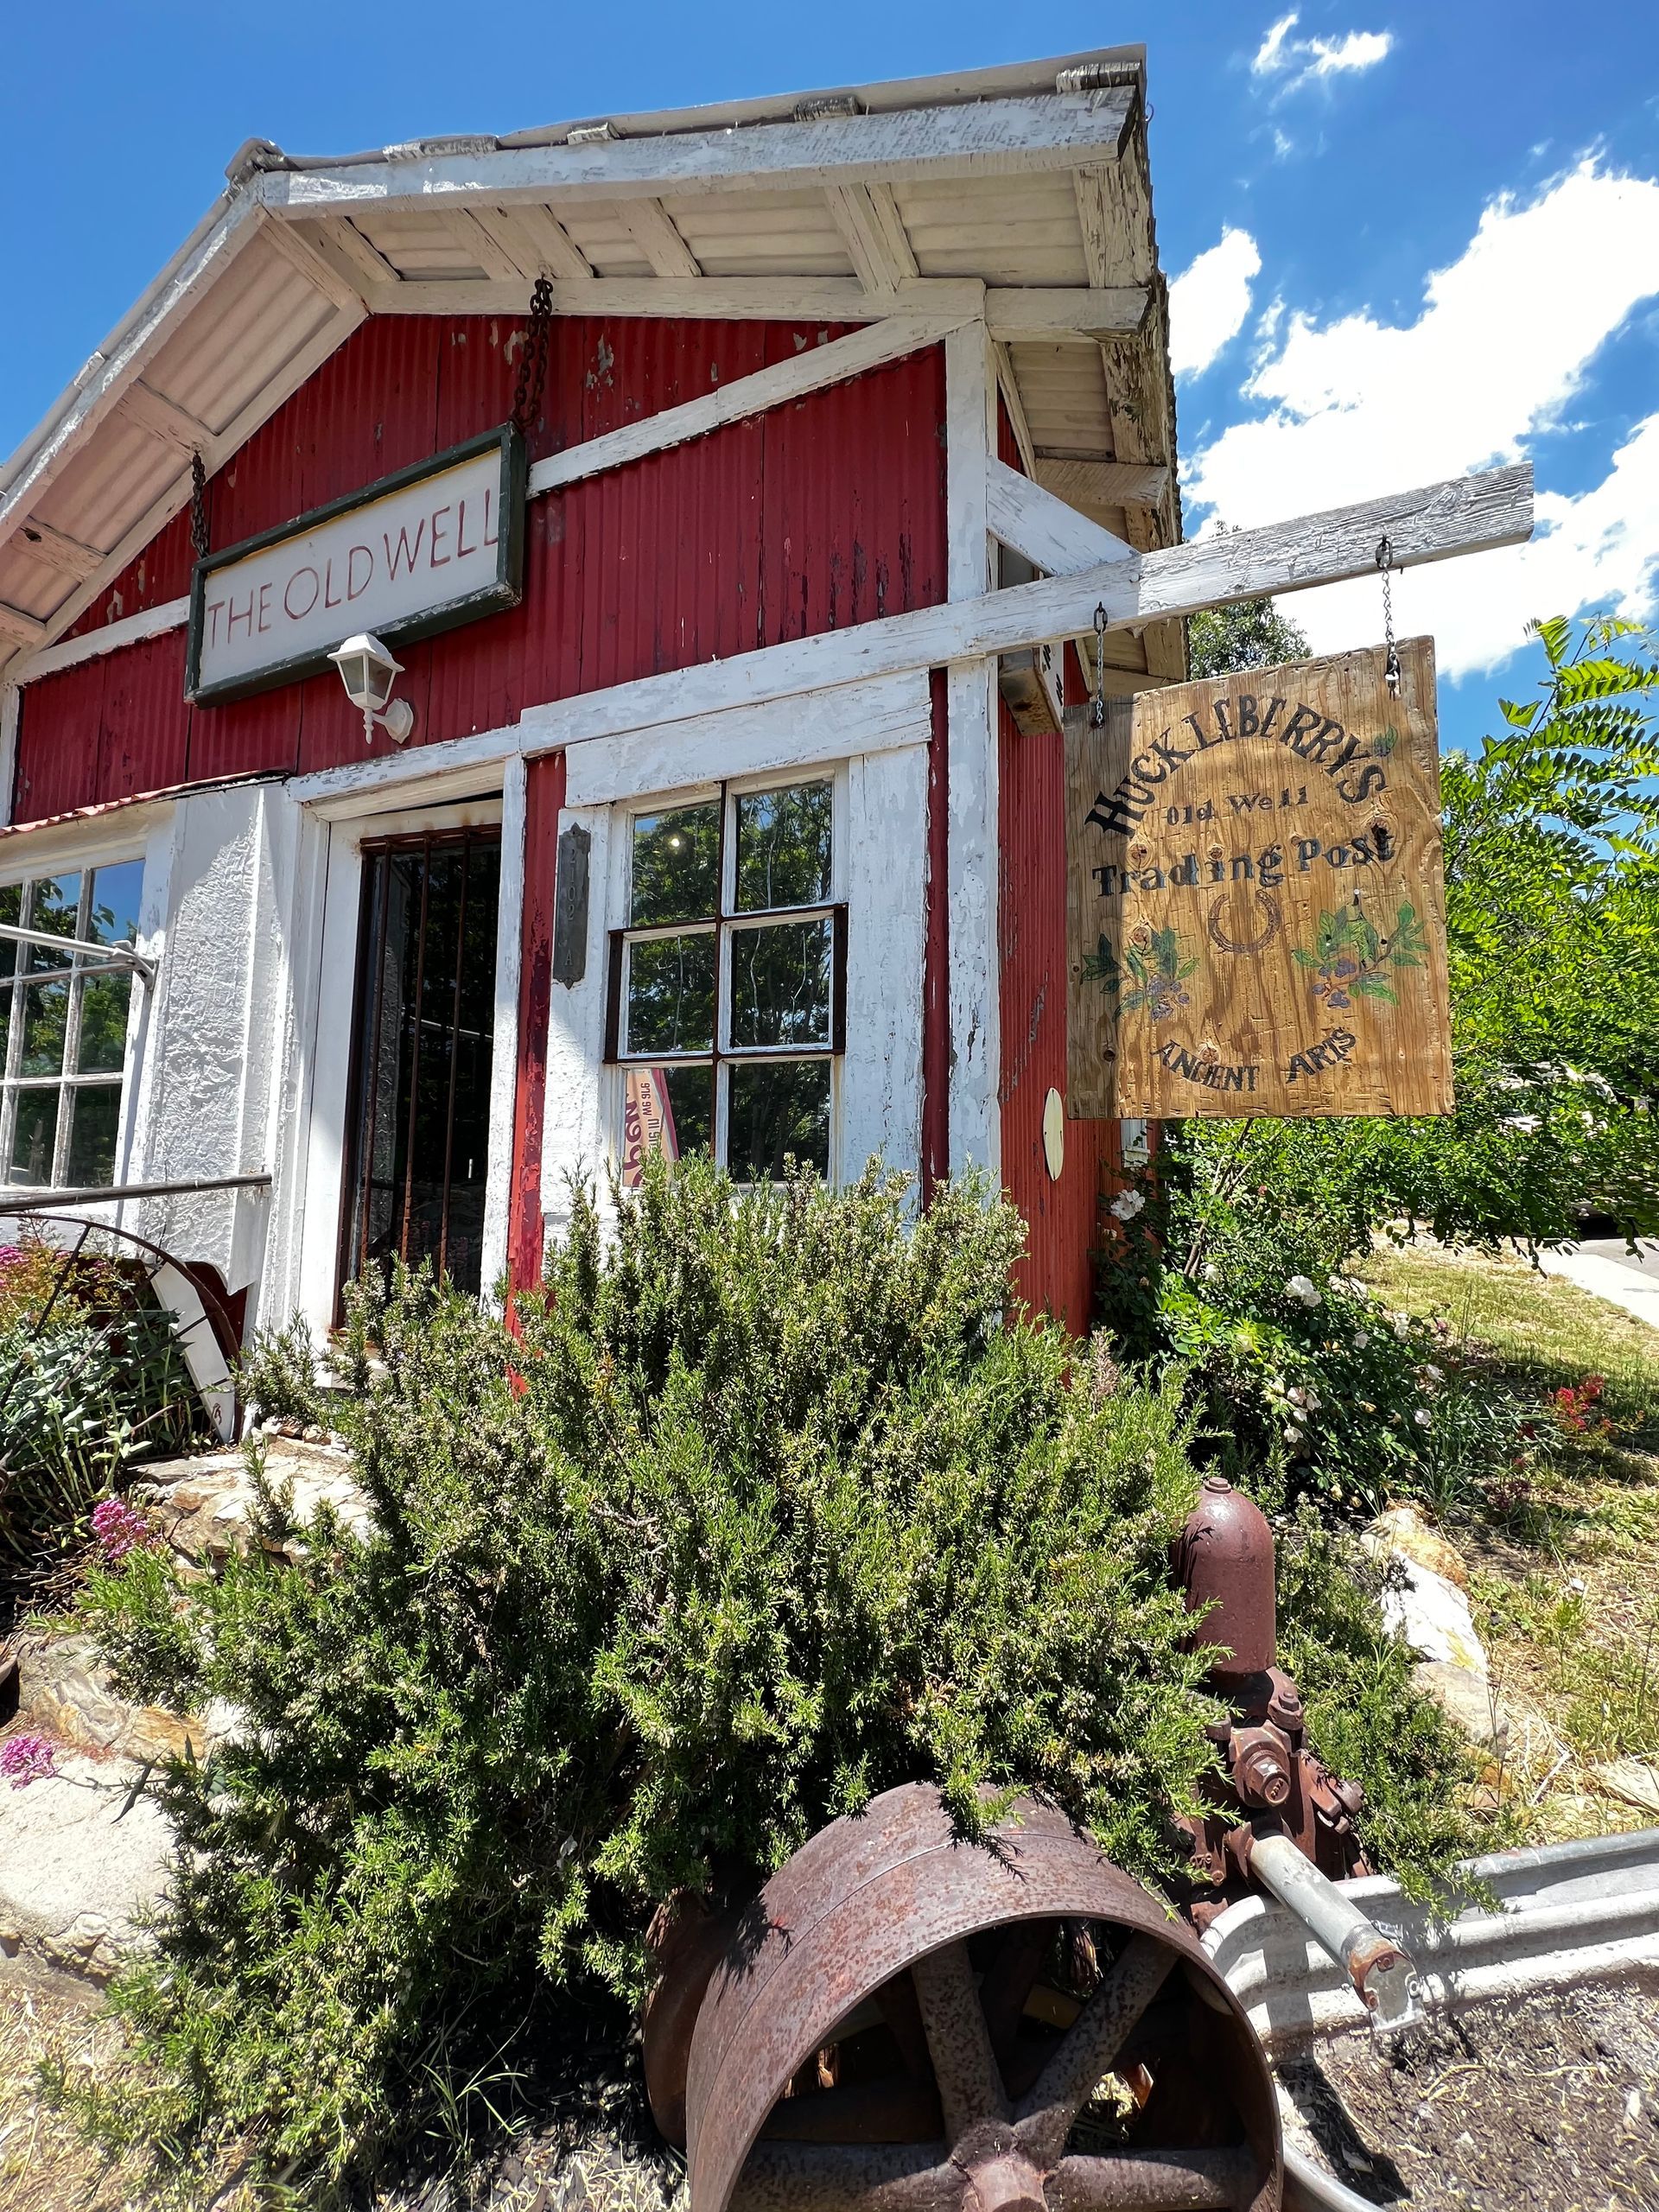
xmin=1363 ymin=1503 xmax=1471 ymax=1591
xmin=0 ymin=1743 xmax=173 ymax=1987
xmin=13 ymin=1636 xmax=215 ymax=1766
xmin=133 ymin=1437 xmax=375 ymax=1565
xmin=1412 ymin=1660 xmax=1510 ymax=1748
xmin=1592 ymin=1758 xmax=1659 ymax=1815
xmin=1377 ymin=1555 xmax=1488 ymax=1675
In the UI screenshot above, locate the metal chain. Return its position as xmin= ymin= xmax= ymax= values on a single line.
xmin=1091 ymin=601 xmax=1109 ymax=727
xmin=190 ymin=451 xmax=210 ymax=561
xmin=512 ymin=275 xmax=555 ymax=436
xmin=1375 ymin=534 xmax=1401 ymax=697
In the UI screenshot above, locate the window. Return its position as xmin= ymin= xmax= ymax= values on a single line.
xmin=339 ymin=828 xmax=501 ymax=1303
xmin=608 ymin=777 xmax=845 ymax=1181
xmin=0 ymin=861 xmax=143 ymax=1190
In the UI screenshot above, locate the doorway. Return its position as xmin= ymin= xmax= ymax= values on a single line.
xmin=338 ymin=827 xmax=501 ymax=1306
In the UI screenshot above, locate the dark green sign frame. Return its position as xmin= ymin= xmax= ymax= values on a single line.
xmin=186 ymin=423 xmax=527 ymax=707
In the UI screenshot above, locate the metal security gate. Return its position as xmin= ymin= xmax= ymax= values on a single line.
xmin=338 ymin=828 xmax=501 ymax=1306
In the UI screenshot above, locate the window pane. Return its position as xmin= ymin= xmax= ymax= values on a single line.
xmin=10 ymin=1089 xmax=59 ymax=1185
xmin=78 ymin=972 xmax=133 ymax=1073
xmin=734 ymin=781 xmax=832 ymax=912
xmin=729 ymin=918 xmax=833 ymax=1049
xmin=620 ymin=1064 xmax=714 ymax=1185
xmin=88 ymin=861 xmax=143 ymax=947
xmin=631 ymin=803 xmax=719 ymax=926
xmin=625 ymin=931 xmax=715 ymax=1055
xmin=25 ymin=874 xmax=80 ymax=970
xmin=0 ymin=882 xmax=18 ymax=983
xmin=21 ymin=983 xmax=69 ymax=1076
xmin=727 ymin=1060 xmax=830 ymax=1181
xmin=65 ymin=1084 xmax=120 ymax=1186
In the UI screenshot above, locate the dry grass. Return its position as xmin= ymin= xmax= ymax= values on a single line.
xmin=1362 ymin=1241 xmax=1659 ymax=1842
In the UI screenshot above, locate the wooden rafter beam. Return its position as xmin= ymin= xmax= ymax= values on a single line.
xmin=254 ymin=210 xmax=363 ymax=314
xmin=1034 ymin=457 xmax=1171 ymax=512
xmin=0 ymin=604 xmax=47 ymax=650
xmin=258 ymin=91 xmax=1137 ymax=214
xmin=824 ymin=181 xmax=918 ymax=294
xmin=503 ymin=202 xmax=593 ymax=279
xmin=13 ymin=518 xmax=103 ymax=582
xmin=118 ymin=381 xmax=208 ymax=455
xmin=614 ymin=197 xmax=702 ymax=278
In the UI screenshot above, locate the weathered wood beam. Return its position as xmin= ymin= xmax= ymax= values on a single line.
xmin=986 ymin=287 xmax=1147 ymax=339
xmin=615 ymin=197 xmax=702 ymax=278
xmin=993 ymin=344 xmax=1039 ymax=479
xmin=13 ymin=518 xmax=104 ymax=583
xmin=1034 ymin=457 xmax=1171 ymax=512
xmin=254 ymin=210 xmax=364 ymax=314
xmin=304 ymin=218 xmax=402 ymax=298
xmin=352 ymin=273 xmax=988 ymax=321
xmin=987 ymin=457 xmax=1133 ymax=573
xmin=824 ymin=181 xmax=918 ymax=294
xmin=526 ymin=315 xmax=965 ymax=498
xmin=442 ymin=207 xmax=532 ymax=283
xmin=258 ymin=92 xmax=1136 ymax=213
xmin=117 ymin=381 xmax=209 ymax=455
xmin=0 ymin=604 xmax=48 ymax=650
xmin=510 ymin=464 xmax=1533 ymax=747
xmin=504 ymin=202 xmax=593 ymax=280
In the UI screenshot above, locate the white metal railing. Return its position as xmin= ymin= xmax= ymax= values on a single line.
xmin=0 ymin=918 xmax=156 ymax=988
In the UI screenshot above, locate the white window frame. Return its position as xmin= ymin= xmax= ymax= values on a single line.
xmin=0 ymin=847 xmax=149 ymax=1192
xmin=607 ymin=765 xmax=849 ymax=1181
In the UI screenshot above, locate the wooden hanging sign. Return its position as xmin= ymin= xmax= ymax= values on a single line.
xmin=1065 ymin=638 xmax=1452 ymax=1119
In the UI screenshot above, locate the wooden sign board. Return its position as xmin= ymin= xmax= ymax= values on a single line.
xmin=1065 ymin=639 xmax=1452 ymax=1119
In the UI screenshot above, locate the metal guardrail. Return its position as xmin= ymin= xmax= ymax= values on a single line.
xmin=0 ymin=1173 xmax=271 ymax=1212
xmin=1205 ymin=1826 xmax=1659 ymax=2212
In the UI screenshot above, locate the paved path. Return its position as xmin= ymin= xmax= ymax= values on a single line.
xmin=1535 ymin=1240 xmax=1659 ymax=1333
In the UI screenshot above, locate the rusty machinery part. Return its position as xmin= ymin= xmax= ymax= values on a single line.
xmin=667 ymin=1782 xmax=1281 ymax=2212
xmin=1172 ymin=1478 xmax=1370 ymax=1927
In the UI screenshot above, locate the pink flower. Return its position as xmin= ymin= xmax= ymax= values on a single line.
xmin=91 ymin=1496 xmax=155 ymax=1565
xmin=1 ymin=1733 xmax=56 ymax=1789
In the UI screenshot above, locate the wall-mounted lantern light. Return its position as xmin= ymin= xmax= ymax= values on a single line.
xmin=328 ymin=632 xmax=415 ymax=746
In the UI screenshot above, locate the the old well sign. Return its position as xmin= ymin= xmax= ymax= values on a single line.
xmin=187 ymin=426 xmax=526 ymax=703
xmin=1065 ymin=639 xmax=1453 ymax=1118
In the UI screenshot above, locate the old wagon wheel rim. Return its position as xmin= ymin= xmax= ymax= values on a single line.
xmin=683 ymin=1785 xmax=1281 ymax=2212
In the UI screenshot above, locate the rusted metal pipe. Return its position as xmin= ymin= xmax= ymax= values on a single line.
xmin=1246 ymin=1832 xmax=1423 ymax=2037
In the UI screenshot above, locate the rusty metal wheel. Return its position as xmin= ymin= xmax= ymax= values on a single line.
xmin=683 ymin=1784 xmax=1281 ymax=2212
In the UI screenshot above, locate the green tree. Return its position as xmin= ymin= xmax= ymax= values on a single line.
xmin=1187 ymin=593 xmax=1309 ymax=678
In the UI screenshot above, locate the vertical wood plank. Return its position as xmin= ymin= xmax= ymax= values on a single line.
xmin=480 ymin=753 xmax=527 ymax=1301
xmin=944 ymin=321 xmax=1001 ymax=1178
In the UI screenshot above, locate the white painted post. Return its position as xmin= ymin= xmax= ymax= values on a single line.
xmin=480 ymin=754 xmax=527 ymax=1304
xmin=0 ymin=683 xmax=17 ymax=830
xmin=944 ymin=321 xmax=1001 ymax=1180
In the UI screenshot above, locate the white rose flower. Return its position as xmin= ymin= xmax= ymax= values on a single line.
xmin=1202 ymin=1261 xmax=1220 ymax=1282
xmin=1109 ymin=1189 xmax=1146 ymax=1222
xmin=1354 ymin=1330 xmax=1371 ymax=1348
xmin=1391 ymin=1312 xmax=1412 ymax=1340
xmin=1284 ymin=1427 xmax=1304 ymax=1446
xmin=1286 ymin=1274 xmax=1322 ymax=1307
xmin=1425 ymin=1363 xmax=1445 ymax=1384
xmin=1414 ymin=1408 xmax=1432 ymax=1428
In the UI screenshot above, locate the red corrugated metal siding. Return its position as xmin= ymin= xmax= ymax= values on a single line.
xmin=995 ymin=516 xmax=1109 ymax=1334
xmin=15 ymin=315 xmax=946 ymax=817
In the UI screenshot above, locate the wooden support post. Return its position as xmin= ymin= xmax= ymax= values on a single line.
xmin=945 ymin=321 xmax=1001 ymax=1181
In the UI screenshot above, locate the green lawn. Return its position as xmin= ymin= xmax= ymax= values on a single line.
xmin=1362 ymin=1242 xmax=1659 ymax=1840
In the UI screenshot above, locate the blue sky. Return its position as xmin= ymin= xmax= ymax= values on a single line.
xmin=3 ymin=1 xmax=1656 ymax=755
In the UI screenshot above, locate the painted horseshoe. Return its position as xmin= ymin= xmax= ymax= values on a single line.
xmin=1208 ymin=890 xmax=1282 ymax=955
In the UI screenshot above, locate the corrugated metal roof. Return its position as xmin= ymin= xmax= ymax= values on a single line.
xmin=0 ymin=45 xmax=1178 ymax=690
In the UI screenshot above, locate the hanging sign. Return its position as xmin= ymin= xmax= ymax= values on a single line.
xmin=620 ymin=1066 xmax=682 ymax=1187
xmin=186 ymin=424 xmax=526 ymax=705
xmin=1065 ymin=639 xmax=1452 ymax=1119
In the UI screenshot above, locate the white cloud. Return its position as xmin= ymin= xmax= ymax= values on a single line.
xmin=1182 ymin=159 xmax=1659 ymax=677
xmin=1252 ymin=12 xmax=1394 ymax=95
xmin=1168 ymin=228 xmax=1263 ymax=379
xmin=1253 ymin=12 xmax=1301 ymax=74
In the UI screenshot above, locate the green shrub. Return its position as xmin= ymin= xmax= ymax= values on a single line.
xmin=76 ymin=1160 xmax=1229 ymax=2196
xmin=1098 ymin=1151 xmax=1545 ymax=1517
xmin=0 ymin=1239 xmax=200 ymax=1566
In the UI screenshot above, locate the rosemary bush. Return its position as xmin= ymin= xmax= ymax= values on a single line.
xmin=73 ymin=1159 xmax=1480 ymax=2196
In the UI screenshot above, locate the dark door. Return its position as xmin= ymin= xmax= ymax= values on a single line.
xmin=339 ymin=827 xmax=501 ymax=1306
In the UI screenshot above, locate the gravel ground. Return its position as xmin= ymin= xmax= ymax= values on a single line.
xmin=1278 ymin=1980 xmax=1659 ymax=2209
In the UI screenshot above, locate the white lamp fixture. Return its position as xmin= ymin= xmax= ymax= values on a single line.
xmin=328 ymin=632 xmax=415 ymax=746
